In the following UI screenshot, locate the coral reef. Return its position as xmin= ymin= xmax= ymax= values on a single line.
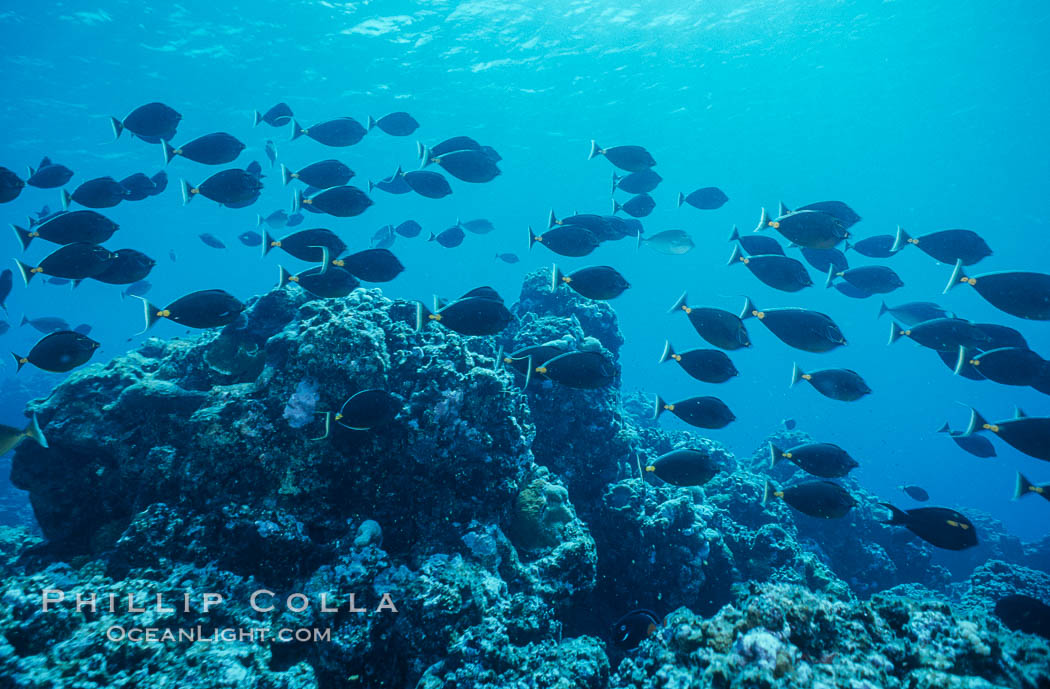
xmin=0 ymin=270 xmax=1047 ymax=688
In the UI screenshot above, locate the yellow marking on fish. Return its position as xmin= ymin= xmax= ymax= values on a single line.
xmin=672 ymin=354 xmax=681 ymax=362
xmin=292 ymin=172 xmax=299 ymax=179
xmin=682 ymin=305 xmax=692 ymax=314
xmin=335 ymin=413 xmax=343 ymax=421
xmin=645 ymin=465 xmax=655 ymax=472
xmin=769 ymin=221 xmax=779 ymax=229
xmin=303 ymin=198 xmax=313 ymax=205
xmin=157 ymin=309 xmax=171 ymax=317
xmin=783 ymin=452 xmax=793 ymax=458
xmin=271 ymin=240 xmax=281 ymax=247
xmin=29 ymin=231 xmax=39 ymax=238
xmin=664 ymin=403 xmax=675 ymax=411
xmin=741 ymin=257 xmax=749 ymax=264
xmin=535 ymin=235 xmax=544 ymax=242
xmin=31 ymin=267 xmax=43 ymax=274
xmin=970 ymin=359 xmax=979 ymax=366
xmin=753 ymin=310 xmax=765 ymax=319
xmin=536 ymin=366 xmax=548 ymax=374
xmin=503 ymin=357 xmax=512 ymax=364
xmin=775 ymin=490 xmax=784 ymax=498
xmin=18 ymin=357 xmax=27 ymax=364
xmin=963 ymin=277 xmax=976 ymax=285
xmin=908 ymin=238 xmax=919 ymax=245
xmin=562 ymin=276 xmax=572 ymax=283
xmin=903 ymin=329 xmax=911 ymax=336
xmin=1034 ymin=486 xmax=1045 ymax=494
xmin=289 ymin=276 xmax=299 ymax=283
xmin=333 ymin=259 xmax=345 ymax=267
xmin=174 ymin=148 xmax=183 ymax=155
xmin=802 ymin=374 xmax=811 ymax=381
xmin=429 ymin=314 xmax=442 ymax=322
xmin=983 ymin=423 xmax=999 ymax=432
xmin=190 ymin=187 xmax=199 ymax=195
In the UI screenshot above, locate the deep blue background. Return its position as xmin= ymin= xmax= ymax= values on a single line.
xmin=1 ymin=1 xmax=1048 ymax=539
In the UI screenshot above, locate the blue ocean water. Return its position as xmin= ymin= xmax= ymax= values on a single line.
xmin=0 ymin=0 xmax=1048 ymax=546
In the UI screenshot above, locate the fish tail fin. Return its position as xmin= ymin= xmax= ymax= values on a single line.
xmin=753 ymin=207 xmax=770 ymax=233
xmin=281 ymin=164 xmax=293 ymax=186
xmin=252 ymin=110 xmax=262 ymax=127
xmin=494 ymin=345 xmax=504 ymax=371
xmin=317 ymin=247 xmax=330 ymax=275
xmin=768 ymin=443 xmax=783 ymax=468
xmin=11 ymin=353 xmax=26 ymax=373
xmin=137 ymin=297 xmax=163 ymax=333
xmin=15 ymin=260 xmax=35 ymax=286
xmin=728 ymin=225 xmax=740 ymax=242
xmin=1015 ymin=406 xmax=1028 ymax=419
xmin=12 ymin=225 xmax=33 ymax=251
xmin=427 ymin=232 xmax=436 ymax=242
xmin=652 ymin=394 xmax=667 ymax=420
xmin=162 ymin=141 xmax=175 ymax=165
xmin=964 ymin=407 xmax=989 ymax=435
xmin=678 ymin=192 xmax=687 ymax=208
xmin=547 ymin=209 xmax=558 ymax=228
xmin=1014 ymin=472 xmax=1036 ymax=500
xmin=368 ymin=180 xmax=376 ymax=192
xmin=367 ymin=115 xmax=377 ymax=131
xmin=778 ymin=201 xmax=790 ymax=216
xmin=936 ymin=421 xmax=951 ymax=434
xmin=110 ymin=116 xmax=123 ymax=140
xmin=612 ymin=199 xmax=621 ymax=214
xmin=260 ymin=229 xmax=274 ymax=257
xmin=60 ymin=189 xmax=71 ymax=211
xmin=762 ymin=480 xmax=777 ymax=506
xmin=528 ymin=226 xmax=538 ymax=250
xmin=944 ymin=259 xmax=968 ymax=294
xmin=790 ymin=362 xmax=804 ymax=387
xmin=277 ymin=265 xmax=292 ymax=289
xmin=668 ymin=291 xmax=688 ymax=315
xmin=24 ymin=414 xmax=47 ymax=448
xmin=888 ymin=321 xmax=905 ymax=345
xmin=818 ymin=262 xmax=835 ymax=285
xmin=890 ymin=225 xmax=911 ymax=253
xmin=635 ymin=230 xmax=643 ymax=252
xmin=880 ymin=503 xmax=909 ymax=525
xmin=727 ymin=243 xmax=743 ymax=266
xmin=954 ymin=346 xmax=976 ymax=376
xmin=293 ymin=189 xmax=303 ymax=213
xmin=878 ymin=300 xmax=888 ymax=319
xmin=180 ymin=179 xmax=194 ymax=205
xmin=611 ymin=172 xmax=619 ymax=195
xmin=588 ymin=140 xmax=601 ymax=160
xmin=658 ymin=340 xmax=674 ymax=364
xmin=550 ymin=264 xmax=563 ymax=292
xmin=291 ymin=120 xmax=304 ymax=140
xmin=414 ymin=302 xmax=432 ymax=331
xmin=843 ymin=240 xmax=853 ymax=253
xmin=739 ymin=296 xmax=756 ymax=320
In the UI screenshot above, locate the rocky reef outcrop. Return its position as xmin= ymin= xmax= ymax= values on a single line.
xmin=1 ymin=269 xmax=1047 ymax=688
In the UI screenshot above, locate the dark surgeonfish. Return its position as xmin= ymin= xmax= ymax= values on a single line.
xmin=367 ymin=112 xmax=419 ymax=136
xmin=16 ymin=242 xmax=114 ymax=283
xmin=770 ymin=442 xmax=858 ymax=478
xmin=401 ymin=170 xmax=452 ymax=199
xmin=965 ymin=408 xmax=1050 ymax=461
xmin=958 ymin=347 xmax=1045 ymax=386
xmin=848 ymin=235 xmax=897 ymax=258
xmin=603 ymin=214 xmax=643 ymax=240
xmin=937 ymin=421 xmax=996 ymax=458
xmin=1015 ymin=473 xmax=1050 ymax=503
xmin=900 ymin=485 xmax=930 ymax=502
xmin=182 ymin=168 xmax=263 ymax=206
xmin=757 ymin=208 xmax=849 ymax=249
xmin=0 ymin=268 xmax=11 ymax=311
xmin=281 ymin=159 xmax=354 ymax=188
xmin=727 ymin=244 xmax=812 ymax=292
xmin=974 ymin=322 xmax=1028 ymax=349
xmin=888 ymin=317 xmax=990 ymax=351
xmin=258 ymin=210 xmax=289 ymax=228
xmin=995 ymin=595 xmax=1050 ymax=641
xmin=0 ymin=414 xmax=48 ymax=455
xmin=780 ymin=200 xmax=862 ymax=228
xmin=369 ymin=167 xmax=413 ymax=195
xmin=424 ymin=149 xmax=500 ymax=183
xmin=764 ymin=480 xmax=857 ymax=519
xmin=119 ymin=173 xmax=158 ymax=201
xmin=645 ymin=448 xmax=720 ymax=487
xmin=278 ymin=264 xmax=359 ymax=299
xmin=91 ymin=248 xmax=155 ymax=285
xmin=395 ymin=220 xmax=423 ymax=238
xmin=530 ymin=350 xmax=616 ymax=389
xmin=254 ymin=103 xmax=293 ymax=127
xmin=0 ymin=167 xmax=25 ymax=202
xmin=611 ymin=609 xmax=662 ymax=650
xmin=658 ymin=341 xmax=737 ymax=383
xmin=238 ymin=231 xmax=262 ymax=247
xmin=551 ymin=264 xmax=629 ymax=300
xmin=880 ymin=504 xmax=978 ymax=550
xmin=614 ymin=193 xmax=655 ymax=218
xmin=111 ymin=102 xmax=181 ymax=141
xmin=499 ymin=341 xmax=570 ymax=381
xmin=295 ymin=185 xmax=372 ymax=217
xmin=588 ymin=140 xmax=656 ymax=171
xmin=548 ymin=211 xmax=615 ymax=238
xmin=458 ymin=218 xmax=495 ymax=235
xmin=20 ymin=316 xmax=70 ymax=333
xmin=729 ymin=226 xmax=785 ymax=256
xmin=653 ymin=394 xmax=735 ymax=429
xmin=262 ymin=228 xmax=346 ymax=262
xmin=331 ymin=248 xmax=405 ymax=283
xmin=638 ymin=229 xmax=695 ymax=255
xmin=62 ymin=177 xmax=127 ymax=209
xmin=740 ymin=297 xmax=846 ymax=353
xmin=26 ymin=157 xmax=74 ymax=188
xmin=291 ymin=118 xmax=367 ymax=147
xmin=613 ymin=169 xmax=662 ymax=194
xmin=435 ymin=286 xmax=504 ymax=310
xmin=163 ymin=132 xmax=245 ymax=165
xmin=892 ymin=227 xmax=992 ymax=265
xmin=13 ymin=330 xmax=99 ymax=373
xmin=429 ymin=226 xmax=465 ymax=248
xmin=790 ymin=363 xmax=871 ymax=401
xmin=529 ymin=225 xmax=599 ymax=257
xmin=416 ymin=294 xmax=513 ymax=336
xmin=678 ymin=187 xmax=728 ymax=210
xmin=140 ymin=290 xmax=245 ymax=331
xmin=13 ymin=210 xmax=118 ymax=250
xmin=265 ymin=140 xmax=277 ymax=167
xmin=199 ymin=233 xmax=226 ymax=249
xmin=496 ymin=253 xmax=519 ymax=264
xmin=419 ymin=136 xmax=500 ymax=162
xmin=945 ymin=261 xmax=1050 ymax=321
xmin=878 ymin=301 xmax=953 ymax=325
xmin=334 ymin=390 xmax=401 ymax=431
xmin=669 ymin=292 xmax=750 ymax=350
xmin=800 ymin=247 xmax=848 ymax=274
